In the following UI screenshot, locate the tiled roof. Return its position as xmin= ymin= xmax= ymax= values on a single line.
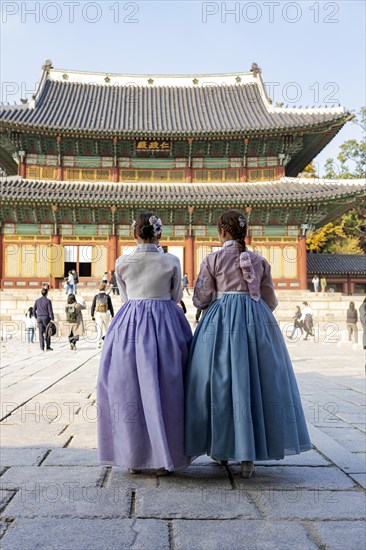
xmin=1 ymin=177 xmax=364 ymax=207
xmin=0 ymin=77 xmax=349 ymax=135
xmin=307 ymin=254 xmax=366 ymax=275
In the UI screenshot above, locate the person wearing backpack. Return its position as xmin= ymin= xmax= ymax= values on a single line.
xmin=65 ymin=294 xmax=86 ymax=350
xmin=91 ymin=283 xmax=114 ymax=349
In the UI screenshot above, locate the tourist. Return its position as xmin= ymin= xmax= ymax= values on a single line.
xmin=72 ymin=270 xmax=79 ymax=294
xmin=97 ymin=212 xmax=192 ymax=474
xmin=289 ymin=305 xmax=303 ymax=340
xmin=184 ymin=210 xmax=311 ymax=478
xmin=312 ymin=275 xmax=319 ymax=293
xmin=346 ymin=302 xmax=358 ymax=344
xmin=320 ymin=276 xmax=327 ymax=293
xmin=24 ymin=307 xmax=37 ymax=343
xmin=34 ymin=288 xmax=54 ymax=351
xmin=109 ymin=270 xmax=119 ymax=295
xmin=65 ymin=294 xmax=86 ymax=350
xmin=91 ymin=283 xmax=114 ymax=349
xmin=102 ymin=272 xmax=108 ymax=285
xmin=67 ymin=271 xmax=75 ymax=295
xmin=182 ymin=273 xmax=190 ymax=295
xmin=359 ymin=298 xmax=366 ymax=350
xmin=301 ymin=301 xmax=314 ymax=340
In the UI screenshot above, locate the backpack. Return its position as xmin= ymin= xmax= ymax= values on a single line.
xmin=65 ymin=304 xmax=77 ymax=323
xmin=95 ymin=294 xmax=108 ymax=313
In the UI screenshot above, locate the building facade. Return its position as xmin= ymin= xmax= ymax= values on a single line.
xmin=1 ymin=60 xmax=364 ymax=290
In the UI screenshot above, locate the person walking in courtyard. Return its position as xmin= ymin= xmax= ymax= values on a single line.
xmin=34 ymin=287 xmax=54 ymax=351
xmin=72 ymin=270 xmax=79 ymax=294
xmin=182 ymin=273 xmax=190 ymax=295
xmin=97 ymin=212 xmax=192 ymax=474
xmin=320 ymin=276 xmax=327 ymax=293
xmin=24 ymin=307 xmax=37 ymax=343
xmin=65 ymin=294 xmax=86 ymax=350
xmin=102 ymin=272 xmax=108 ymax=285
xmin=109 ymin=270 xmax=119 ymax=295
xmin=289 ymin=305 xmax=303 ymax=340
xmin=301 ymin=301 xmax=314 ymax=340
xmin=66 ymin=271 xmax=75 ymax=295
xmin=359 ymin=298 xmax=366 ymax=350
xmin=91 ymin=283 xmax=114 ymax=349
xmin=312 ymin=275 xmax=319 ymax=293
xmin=184 ymin=210 xmax=311 ymax=479
xmin=346 ymin=302 xmax=358 ymax=344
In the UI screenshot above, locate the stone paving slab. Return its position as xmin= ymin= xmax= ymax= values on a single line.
xmin=312 ymin=520 xmax=366 ymax=550
xmin=259 ymin=449 xmax=331 ymax=466
xmin=3 ymin=487 xmax=131 ymax=519
xmin=172 ymin=519 xmax=318 ymax=550
xmin=0 ymin=432 xmax=71 ymax=448
xmin=250 ymin=490 xmax=366 ymax=520
xmin=42 ymin=448 xmax=99 ymax=466
xmin=0 ymin=448 xmax=49 ymax=467
xmin=229 ymin=466 xmax=356 ymax=490
xmin=108 ymin=468 xmax=158 ymax=490
xmin=0 ymin=490 xmax=14 ymax=511
xmin=0 ymin=518 xmax=170 ymax=550
xmin=135 ymin=488 xmax=260 ymax=519
xmin=320 ymin=426 xmax=366 ymax=453
xmin=0 ymin=466 xmax=106 ymax=490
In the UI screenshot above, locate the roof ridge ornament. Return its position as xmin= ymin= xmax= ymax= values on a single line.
xmin=251 ymin=63 xmax=261 ymax=77
xmin=42 ymin=59 xmax=53 ymax=72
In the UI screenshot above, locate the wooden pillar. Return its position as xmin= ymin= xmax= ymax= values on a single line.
xmin=56 ymin=166 xmax=63 ymax=180
xmin=276 ymin=166 xmax=285 ymax=179
xmin=19 ymin=162 xmax=26 ymax=178
xmin=112 ymin=167 xmax=119 ymax=183
xmin=298 ymin=237 xmax=307 ymax=290
xmin=185 ymin=168 xmax=192 ymax=183
xmin=185 ymin=236 xmax=194 ymax=287
xmin=50 ymin=234 xmax=61 ymax=289
xmin=108 ymin=235 xmax=118 ymax=271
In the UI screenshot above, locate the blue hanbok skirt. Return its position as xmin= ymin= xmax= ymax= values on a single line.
xmin=97 ymin=299 xmax=192 ymax=471
xmin=184 ymin=293 xmax=311 ymax=461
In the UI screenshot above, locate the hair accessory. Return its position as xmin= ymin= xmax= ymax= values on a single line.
xmin=131 ymin=220 xmax=136 ymax=227
xmin=149 ymin=215 xmax=163 ymax=236
xmin=238 ymin=215 xmax=246 ymax=228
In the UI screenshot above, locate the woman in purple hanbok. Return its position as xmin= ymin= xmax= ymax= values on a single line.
xmin=185 ymin=210 xmax=311 ymax=478
xmin=97 ymin=212 xmax=192 ymax=474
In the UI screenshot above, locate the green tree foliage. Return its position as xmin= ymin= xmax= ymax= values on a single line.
xmin=307 ymin=107 xmax=366 ymax=254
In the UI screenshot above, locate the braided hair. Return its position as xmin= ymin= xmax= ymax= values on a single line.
xmin=217 ymin=209 xmax=247 ymax=249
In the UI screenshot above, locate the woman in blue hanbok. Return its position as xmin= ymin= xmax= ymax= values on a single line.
xmin=185 ymin=210 xmax=311 ymax=478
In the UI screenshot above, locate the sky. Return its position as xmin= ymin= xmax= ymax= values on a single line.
xmin=1 ymin=0 xmax=365 ymax=176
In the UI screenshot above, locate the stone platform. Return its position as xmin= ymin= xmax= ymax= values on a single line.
xmin=0 ymin=306 xmax=365 ymax=550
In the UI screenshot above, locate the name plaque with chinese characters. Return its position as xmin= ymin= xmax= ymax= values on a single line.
xmin=135 ymin=139 xmax=171 ymax=151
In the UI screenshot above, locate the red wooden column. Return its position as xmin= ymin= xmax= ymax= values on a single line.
xmin=184 ymin=237 xmax=194 ymax=288
xmin=56 ymin=136 xmax=63 ymax=180
xmin=108 ymin=236 xmax=118 ymax=271
xmin=298 ymin=236 xmax=308 ymax=290
xmin=0 ymin=232 xmax=4 ymax=289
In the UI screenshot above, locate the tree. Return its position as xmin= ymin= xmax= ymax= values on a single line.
xmin=307 ymin=107 xmax=366 ymax=254
xmin=299 ymin=162 xmax=318 ymax=178
xmin=324 ymin=107 xmax=366 ymax=179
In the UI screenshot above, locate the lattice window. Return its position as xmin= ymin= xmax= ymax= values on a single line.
xmin=270 ymin=247 xmax=283 ymax=278
xmin=92 ymin=246 xmax=107 ymax=278
xmin=283 ymin=246 xmax=298 ymax=278
xmin=64 ymin=168 xmax=110 ymax=181
xmin=248 ymin=168 xmax=275 ymax=181
xmin=26 ymin=166 xmax=56 ymax=179
xmin=35 ymin=245 xmax=50 ymax=277
xmin=5 ymin=244 xmax=20 ymax=276
xmin=21 ymin=245 xmax=36 ymax=277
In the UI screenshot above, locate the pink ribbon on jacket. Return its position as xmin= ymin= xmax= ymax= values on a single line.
xmin=239 ymin=251 xmax=260 ymax=302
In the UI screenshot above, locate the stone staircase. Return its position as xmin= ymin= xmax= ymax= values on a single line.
xmin=0 ymin=289 xmax=364 ymax=343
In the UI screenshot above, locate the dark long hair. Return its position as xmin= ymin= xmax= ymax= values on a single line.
xmin=135 ymin=212 xmax=161 ymax=242
xmin=217 ymin=209 xmax=247 ymax=249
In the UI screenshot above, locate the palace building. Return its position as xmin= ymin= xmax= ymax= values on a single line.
xmin=0 ymin=60 xmax=364 ymax=290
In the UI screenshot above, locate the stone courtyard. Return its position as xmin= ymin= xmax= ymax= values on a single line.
xmin=0 ymin=295 xmax=365 ymax=550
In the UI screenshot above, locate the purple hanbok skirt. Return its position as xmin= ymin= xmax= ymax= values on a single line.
xmin=97 ymin=299 xmax=192 ymax=470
